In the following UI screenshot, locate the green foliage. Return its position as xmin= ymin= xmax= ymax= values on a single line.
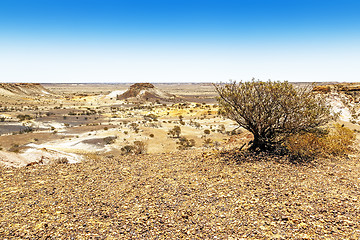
xmin=214 ymin=80 xmax=333 ymax=151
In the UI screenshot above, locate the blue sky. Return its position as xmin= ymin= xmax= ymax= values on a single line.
xmin=0 ymin=0 xmax=359 ymax=83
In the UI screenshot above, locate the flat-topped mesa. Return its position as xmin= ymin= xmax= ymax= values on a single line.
xmin=117 ymin=82 xmax=180 ymax=102
xmin=129 ymin=83 xmax=155 ymax=89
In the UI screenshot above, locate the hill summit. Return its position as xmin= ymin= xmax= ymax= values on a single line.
xmin=117 ymin=83 xmax=178 ymax=102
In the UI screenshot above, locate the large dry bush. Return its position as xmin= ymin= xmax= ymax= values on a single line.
xmin=214 ymin=80 xmax=333 ymax=151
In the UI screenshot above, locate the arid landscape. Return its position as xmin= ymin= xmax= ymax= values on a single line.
xmin=0 ymin=82 xmax=360 ymax=239
xmin=0 ymin=82 xmax=230 ymax=167
xmin=2 ymin=0 xmax=360 ymax=238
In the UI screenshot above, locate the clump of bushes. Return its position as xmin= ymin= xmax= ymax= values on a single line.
xmin=176 ymin=137 xmax=195 ymax=150
xmin=121 ymin=141 xmax=147 ymax=154
xmin=17 ymin=114 xmax=33 ymax=121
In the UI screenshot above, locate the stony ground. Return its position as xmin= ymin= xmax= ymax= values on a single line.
xmin=1 ymin=149 xmax=360 ymax=239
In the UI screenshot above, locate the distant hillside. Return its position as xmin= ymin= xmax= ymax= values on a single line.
xmin=0 ymin=83 xmax=52 ymax=97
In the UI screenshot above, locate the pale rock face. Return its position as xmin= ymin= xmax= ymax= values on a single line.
xmin=107 ymin=90 xmax=125 ymax=98
xmin=327 ymin=94 xmax=352 ymax=122
xmin=0 ymin=148 xmax=82 ymax=168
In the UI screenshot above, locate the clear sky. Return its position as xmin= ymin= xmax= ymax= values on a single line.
xmin=0 ymin=0 xmax=359 ymax=83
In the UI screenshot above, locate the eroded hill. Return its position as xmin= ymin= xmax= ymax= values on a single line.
xmin=0 ymin=83 xmax=52 ymax=96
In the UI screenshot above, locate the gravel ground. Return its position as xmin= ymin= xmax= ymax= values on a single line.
xmin=1 ymin=149 xmax=360 ymax=239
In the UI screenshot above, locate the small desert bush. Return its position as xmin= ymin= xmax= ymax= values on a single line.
xmin=204 ymin=129 xmax=211 ymax=135
xmin=202 ymin=138 xmax=213 ymax=148
xmin=285 ymin=124 xmax=356 ymax=159
xmin=54 ymin=157 xmax=69 ymax=164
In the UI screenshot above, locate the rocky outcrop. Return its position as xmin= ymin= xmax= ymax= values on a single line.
xmin=117 ymin=83 xmax=179 ymax=102
xmin=313 ymin=83 xmax=360 ymax=123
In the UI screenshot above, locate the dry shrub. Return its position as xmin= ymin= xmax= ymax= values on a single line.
xmin=133 ymin=141 xmax=146 ymax=154
xmin=285 ymin=124 xmax=356 ymax=159
xmin=285 ymin=132 xmax=322 ymax=159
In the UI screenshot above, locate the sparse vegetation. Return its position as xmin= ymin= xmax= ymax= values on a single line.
xmin=1 ymin=80 xmax=360 ymax=239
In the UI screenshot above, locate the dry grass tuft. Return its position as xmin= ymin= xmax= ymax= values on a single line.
xmin=285 ymin=124 xmax=356 ymax=159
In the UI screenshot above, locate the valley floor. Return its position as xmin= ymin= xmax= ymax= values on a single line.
xmin=1 ymin=149 xmax=360 ymax=239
